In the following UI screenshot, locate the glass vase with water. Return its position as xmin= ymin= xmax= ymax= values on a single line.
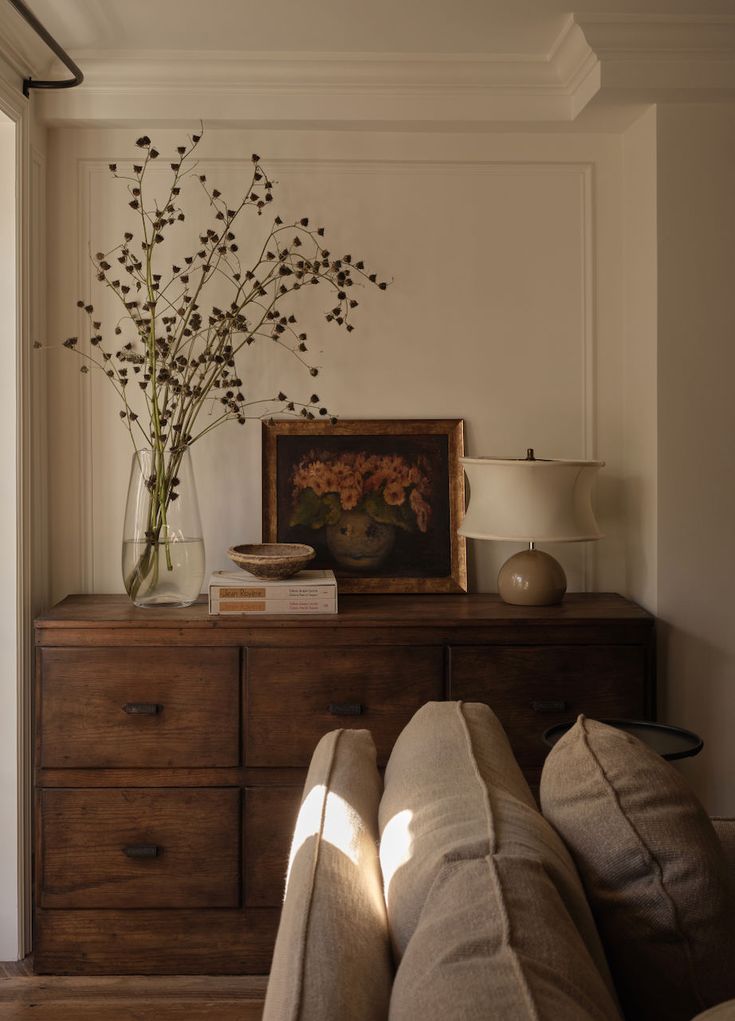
xmin=122 ymin=448 xmax=205 ymax=608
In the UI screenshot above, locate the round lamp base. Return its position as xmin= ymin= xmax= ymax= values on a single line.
xmin=497 ymin=549 xmax=567 ymax=606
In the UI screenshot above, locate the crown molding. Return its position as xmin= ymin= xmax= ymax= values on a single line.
xmin=48 ymin=48 xmax=576 ymax=91
xmin=0 ymin=5 xmax=54 ymax=86
xmin=574 ymin=13 xmax=735 ymax=96
xmin=31 ymin=13 xmax=735 ymax=129
xmin=549 ymin=16 xmax=597 ymax=92
xmin=574 ymin=13 xmax=735 ymax=58
xmin=36 ymin=19 xmax=594 ymax=127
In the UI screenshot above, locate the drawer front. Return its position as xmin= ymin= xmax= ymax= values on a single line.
xmin=244 ymin=786 xmax=303 ymax=908
xmin=40 ymin=647 xmax=240 ymax=768
xmin=40 ymin=788 xmax=240 ymax=909
xmin=246 ymin=646 xmax=444 ymax=767
xmin=450 ymin=644 xmax=648 ymax=767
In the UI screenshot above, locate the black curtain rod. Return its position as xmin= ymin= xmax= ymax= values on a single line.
xmin=7 ymin=0 xmax=83 ymax=97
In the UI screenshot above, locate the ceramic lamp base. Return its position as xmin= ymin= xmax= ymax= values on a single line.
xmin=497 ymin=548 xmax=567 ymax=606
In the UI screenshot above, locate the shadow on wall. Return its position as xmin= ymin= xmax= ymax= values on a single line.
xmin=621 ymin=473 xmax=651 ymax=604
xmin=595 ymin=471 xmax=626 ymax=594
xmin=657 ymin=619 xmax=731 ymax=812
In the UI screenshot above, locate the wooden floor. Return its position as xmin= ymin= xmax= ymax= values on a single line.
xmin=0 ymin=962 xmax=267 ymax=1020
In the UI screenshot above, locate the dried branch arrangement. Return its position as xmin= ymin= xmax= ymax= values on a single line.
xmin=60 ymin=128 xmax=387 ymax=599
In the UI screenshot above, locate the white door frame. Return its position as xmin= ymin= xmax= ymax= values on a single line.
xmin=0 ymin=74 xmax=32 ymax=962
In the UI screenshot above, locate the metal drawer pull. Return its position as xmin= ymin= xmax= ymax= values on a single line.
xmin=531 ymin=700 xmax=567 ymax=713
xmin=122 ymin=702 xmax=163 ymax=715
xmin=328 ymin=702 xmax=364 ymax=716
xmin=122 ymin=844 xmax=160 ymax=859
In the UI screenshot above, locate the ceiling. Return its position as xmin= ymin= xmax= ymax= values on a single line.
xmin=23 ymin=0 xmax=735 ymax=57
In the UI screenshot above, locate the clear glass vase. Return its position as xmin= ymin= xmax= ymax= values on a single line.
xmin=122 ymin=448 xmax=205 ymax=608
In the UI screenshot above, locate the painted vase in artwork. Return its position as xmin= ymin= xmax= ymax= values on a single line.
xmin=326 ymin=509 xmax=396 ymax=570
xmin=289 ymin=449 xmax=431 ymax=573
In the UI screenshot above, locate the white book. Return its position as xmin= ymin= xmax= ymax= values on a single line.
xmin=208 ymin=569 xmax=338 ymax=615
xmin=209 ymin=594 xmax=338 ymax=615
xmin=209 ymin=569 xmax=336 ymax=591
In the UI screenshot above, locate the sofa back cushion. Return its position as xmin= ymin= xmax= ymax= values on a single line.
xmin=540 ymin=716 xmax=735 ymax=1021
xmin=263 ymin=728 xmax=393 ymax=1021
xmin=380 ymin=701 xmax=621 ymax=1021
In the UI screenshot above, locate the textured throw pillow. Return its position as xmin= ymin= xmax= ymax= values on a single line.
xmin=541 ymin=716 xmax=735 ymax=1021
xmin=262 ymin=728 xmax=393 ymax=1021
xmin=713 ymin=818 xmax=735 ymax=877
xmin=380 ymin=701 xmax=621 ymax=1021
xmin=692 ymin=1003 xmax=735 ymax=1021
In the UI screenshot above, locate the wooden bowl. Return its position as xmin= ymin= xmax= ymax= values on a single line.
xmin=227 ymin=543 xmax=316 ymax=580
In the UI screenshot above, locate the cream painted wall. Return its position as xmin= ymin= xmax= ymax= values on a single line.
xmin=0 ymin=111 xmax=19 ymax=963
xmin=656 ymin=104 xmax=735 ymax=815
xmin=621 ymin=106 xmax=658 ymax=612
xmin=42 ymin=108 xmax=735 ymax=818
xmin=46 ymin=127 xmax=625 ymax=602
xmin=27 ymin=109 xmax=48 ymax=963
xmin=31 ymin=118 xmax=49 ymax=617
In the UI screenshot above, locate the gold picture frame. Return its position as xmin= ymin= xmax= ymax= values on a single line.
xmin=262 ymin=418 xmax=467 ymax=593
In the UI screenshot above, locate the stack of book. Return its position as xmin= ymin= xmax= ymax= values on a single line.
xmin=208 ymin=569 xmax=338 ymax=615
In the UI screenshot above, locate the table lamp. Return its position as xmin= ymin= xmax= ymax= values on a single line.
xmin=458 ymin=448 xmax=604 ymax=605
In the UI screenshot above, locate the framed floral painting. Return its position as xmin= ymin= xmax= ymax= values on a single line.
xmin=262 ymin=419 xmax=467 ymax=593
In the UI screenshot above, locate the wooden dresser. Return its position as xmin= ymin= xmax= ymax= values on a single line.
xmin=34 ymin=592 xmax=655 ymax=974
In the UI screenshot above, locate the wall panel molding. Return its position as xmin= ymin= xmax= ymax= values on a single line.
xmin=578 ymin=162 xmax=596 ymax=589
xmin=72 ymin=154 xmax=597 ymax=591
xmin=30 ymin=143 xmax=49 ymax=611
xmin=77 ymin=161 xmax=98 ymax=591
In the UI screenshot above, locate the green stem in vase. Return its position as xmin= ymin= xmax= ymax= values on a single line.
xmin=124 ymin=451 xmax=176 ymax=600
xmin=58 ymin=128 xmax=388 ymax=606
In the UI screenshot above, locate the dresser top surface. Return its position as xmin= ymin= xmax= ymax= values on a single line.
xmin=36 ymin=592 xmax=653 ymax=630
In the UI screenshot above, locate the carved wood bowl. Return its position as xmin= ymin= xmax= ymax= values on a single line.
xmin=227 ymin=543 xmax=316 ymax=580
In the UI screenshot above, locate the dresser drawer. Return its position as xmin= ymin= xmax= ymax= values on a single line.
xmin=450 ymin=644 xmax=648 ymax=766
xmin=244 ymin=786 xmax=303 ymax=907
xmin=40 ymin=647 xmax=240 ymax=768
xmin=246 ymin=646 xmax=443 ymax=766
xmin=40 ymin=788 xmax=240 ymax=909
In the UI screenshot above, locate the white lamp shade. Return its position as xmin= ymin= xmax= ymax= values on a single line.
xmin=458 ymin=456 xmax=604 ymax=543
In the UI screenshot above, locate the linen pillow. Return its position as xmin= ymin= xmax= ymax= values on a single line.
xmin=540 ymin=716 xmax=735 ymax=1021
xmin=262 ymin=728 xmax=393 ymax=1021
xmin=380 ymin=701 xmax=621 ymax=1021
xmin=713 ymin=818 xmax=735 ymax=877
xmin=692 ymin=1003 xmax=735 ymax=1021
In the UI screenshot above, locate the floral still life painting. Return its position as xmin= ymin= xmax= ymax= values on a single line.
xmin=262 ymin=420 xmax=467 ymax=592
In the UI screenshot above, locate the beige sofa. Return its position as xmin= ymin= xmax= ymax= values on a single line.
xmin=263 ymin=702 xmax=735 ymax=1021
